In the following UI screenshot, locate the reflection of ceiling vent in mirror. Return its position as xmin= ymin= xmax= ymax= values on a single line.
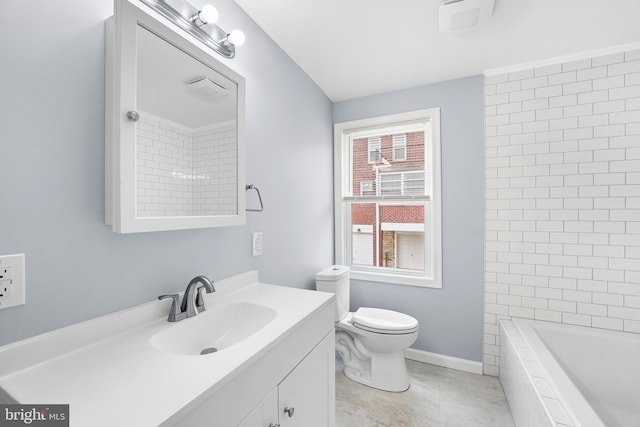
xmin=186 ymin=77 xmax=228 ymax=98
xmin=438 ymin=0 xmax=495 ymax=32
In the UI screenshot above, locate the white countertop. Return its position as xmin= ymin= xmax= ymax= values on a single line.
xmin=0 ymin=271 xmax=334 ymax=426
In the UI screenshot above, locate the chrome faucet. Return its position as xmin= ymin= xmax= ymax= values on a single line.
xmin=158 ymin=275 xmax=216 ymax=322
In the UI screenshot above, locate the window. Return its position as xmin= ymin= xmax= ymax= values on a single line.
xmin=392 ymin=134 xmax=407 ymax=161
xmin=334 ymin=108 xmax=442 ymax=288
xmin=368 ymin=137 xmax=381 ymax=163
xmin=380 ymin=171 xmax=425 ymax=195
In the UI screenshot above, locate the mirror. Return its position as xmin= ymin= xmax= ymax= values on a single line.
xmin=135 ymin=25 xmax=238 ymax=218
xmin=105 ymin=0 xmax=245 ymax=233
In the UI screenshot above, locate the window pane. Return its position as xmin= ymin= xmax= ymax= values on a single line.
xmin=379 ymin=171 xmax=424 ymax=195
xmin=392 ymin=134 xmax=407 ymax=161
xmin=380 ymin=173 xmax=402 ymax=195
xmin=367 ymin=137 xmax=381 ymax=163
xmin=403 ymin=171 xmax=425 ymax=195
xmin=352 ymin=132 xmax=425 ymax=197
xmin=351 ymin=202 xmax=424 ymax=271
xmin=351 ymin=203 xmax=376 ymax=266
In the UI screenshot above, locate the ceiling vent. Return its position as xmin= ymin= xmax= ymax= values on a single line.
xmin=438 ymin=0 xmax=495 ymax=33
xmin=185 ymin=77 xmax=228 ymax=98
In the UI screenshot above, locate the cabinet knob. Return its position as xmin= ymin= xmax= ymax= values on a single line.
xmin=268 ymin=424 xmax=280 ymax=427
xmin=283 ymin=406 xmax=295 ymax=417
xmin=126 ymin=111 xmax=140 ymax=121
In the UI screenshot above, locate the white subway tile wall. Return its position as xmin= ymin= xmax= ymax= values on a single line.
xmin=484 ymin=49 xmax=640 ymax=376
xmin=136 ymin=112 xmax=237 ymax=217
xmin=193 ymin=122 xmax=238 ymax=216
xmin=137 ymin=113 xmax=193 ymax=217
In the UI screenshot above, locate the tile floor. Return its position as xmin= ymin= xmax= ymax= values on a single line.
xmin=336 ymin=359 xmax=515 ymax=427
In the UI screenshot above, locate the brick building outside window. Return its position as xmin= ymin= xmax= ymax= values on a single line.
xmin=351 ymin=131 xmax=426 ymax=270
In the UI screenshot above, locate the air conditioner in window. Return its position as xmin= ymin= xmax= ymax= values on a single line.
xmin=361 ymin=181 xmax=375 ymax=196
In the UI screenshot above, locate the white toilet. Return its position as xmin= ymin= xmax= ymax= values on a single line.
xmin=315 ymin=265 xmax=419 ymax=392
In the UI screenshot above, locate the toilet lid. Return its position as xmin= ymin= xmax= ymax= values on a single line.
xmin=351 ymin=307 xmax=418 ymax=334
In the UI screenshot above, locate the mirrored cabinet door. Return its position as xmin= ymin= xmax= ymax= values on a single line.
xmin=105 ymin=0 xmax=245 ymax=233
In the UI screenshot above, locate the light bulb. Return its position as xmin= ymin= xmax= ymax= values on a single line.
xmin=198 ymin=4 xmax=218 ymax=25
xmin=227 ymin=29 xmax=245 ymax=46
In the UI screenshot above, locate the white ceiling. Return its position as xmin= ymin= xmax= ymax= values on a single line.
xmin=233 ymin=0 xmax=640 ymax=102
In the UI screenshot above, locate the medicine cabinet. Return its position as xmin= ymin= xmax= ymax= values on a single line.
xmin=105 ymin=0 xmax=245 ymax=233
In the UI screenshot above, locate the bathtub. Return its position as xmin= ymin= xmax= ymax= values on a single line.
xmin=499 ymin=318 xmax=640 ymax=427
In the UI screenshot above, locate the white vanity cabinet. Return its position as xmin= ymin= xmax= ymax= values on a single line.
xmin=238 ymin=389 xmax=278 ymax=427
xmin=170 ymin=292 xmax=335 ymax=427
xmin=239 ymin=331 xmax=335 ymax=427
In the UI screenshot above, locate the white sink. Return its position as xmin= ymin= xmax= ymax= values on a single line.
xmin=149 ymin=302 xmax=277 ymax=356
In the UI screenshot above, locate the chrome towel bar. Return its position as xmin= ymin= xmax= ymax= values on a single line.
xmin=246 ymin=185 xmax=264 ymax=212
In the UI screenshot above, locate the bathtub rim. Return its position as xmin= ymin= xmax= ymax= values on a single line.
xmin=499 ymin=321 xmax=555 ymax=427
xmin=512 ymin=317 xmax=606 ymax=427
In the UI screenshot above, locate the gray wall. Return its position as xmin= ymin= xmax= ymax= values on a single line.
xmin=333 ymin=76 xmax=485 ymax=361
xmin=0 ymin=0 xmax=333 ymax=346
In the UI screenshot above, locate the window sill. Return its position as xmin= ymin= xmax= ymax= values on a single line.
xmin=350 ymin=269 xmax=442 ymax=289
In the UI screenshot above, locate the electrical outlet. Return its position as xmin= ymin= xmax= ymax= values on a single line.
xmin=0 ymin=254 xmax=25 ymax=309
xmin=252 ymin=232 xmax=263 ymax=256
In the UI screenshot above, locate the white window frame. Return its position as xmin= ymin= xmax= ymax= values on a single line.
xmin=334 ymin=108 xmax=442 ymax=288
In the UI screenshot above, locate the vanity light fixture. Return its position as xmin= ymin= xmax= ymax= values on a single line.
xmin=139 ymin=0 xmax=245 ymax=58
xmin=225 ymin=29 xmax=246 ymax=47
xmin=191 ymin=4 xmax=218 ymax=27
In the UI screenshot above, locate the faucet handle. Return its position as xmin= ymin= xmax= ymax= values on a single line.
xmin=195 ymin=287 xmax=207 ymax=313
xmin=158 ymin=294 xmax=184 ymax=322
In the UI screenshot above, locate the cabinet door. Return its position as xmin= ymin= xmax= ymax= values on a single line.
xmin=238 ymin=388 xmax=279 ymax=427
xmin=237 ymin=405 xmax=260 ymax=427
xmin=278 ymin=331 xmax=335 ymax=427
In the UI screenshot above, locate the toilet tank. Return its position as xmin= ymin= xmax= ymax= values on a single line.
xmin=315 ymin=265 xmax=350 ymax=321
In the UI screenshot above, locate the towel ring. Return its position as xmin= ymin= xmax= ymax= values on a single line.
xmin=245 ymin=185 xmax=264 ymax=212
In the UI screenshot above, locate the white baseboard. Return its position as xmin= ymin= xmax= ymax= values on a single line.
xmin=404 ymin=348 xmax=483 ymax=375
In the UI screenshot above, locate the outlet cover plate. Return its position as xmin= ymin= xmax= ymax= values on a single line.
xmin=252 ymin=232 xmax=263 ymax=256
xmin=0 ymin=254 xmax=25 ymax=309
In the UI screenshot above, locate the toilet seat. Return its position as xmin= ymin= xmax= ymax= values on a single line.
xmin=351 ymin=307 xmax=418 ymax=335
